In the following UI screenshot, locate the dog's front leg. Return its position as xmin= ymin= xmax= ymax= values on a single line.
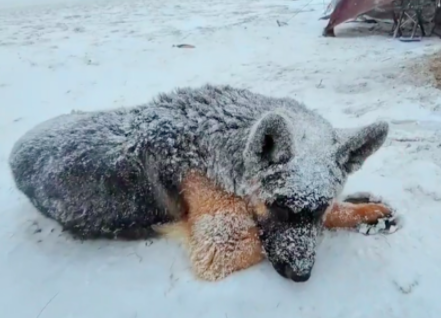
xmin=187 ymin=209 xmax=264 ymax=281
xmin=324 ymin=192 xmax=401 ymax=235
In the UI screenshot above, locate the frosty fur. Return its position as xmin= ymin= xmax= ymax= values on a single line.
xmin=155 ymin=171 xmax=399 ymax=282
xmin=9 ymin=84 xmax=390 ymax=281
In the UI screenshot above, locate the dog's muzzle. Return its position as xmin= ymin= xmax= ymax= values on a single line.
xmin=272 ymin=260 xmax=314 ymax=282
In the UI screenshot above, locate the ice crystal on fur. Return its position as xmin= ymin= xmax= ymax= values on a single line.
xmin=9 ymin=84 xmax=389 ymax=279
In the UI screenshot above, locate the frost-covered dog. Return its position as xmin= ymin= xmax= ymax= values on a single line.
xmin=9 ymin=84 xmax=397 ymax=282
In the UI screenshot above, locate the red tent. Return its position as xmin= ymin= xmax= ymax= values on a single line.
xmin=323 ymin=0 xmax=395 ymax=36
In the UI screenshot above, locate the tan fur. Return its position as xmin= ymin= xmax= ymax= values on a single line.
xmin=154 ymin=221 xmax=191 ymax=247
xmin=155 ymin=171 xmax=393 ymax=281
xmin=156 ymin=171 xmax=264 ymax=281
xmin=324 ymin=201 xmax=391 ymax=229
xmin=252 ymin=201 xmax=269 ymax=217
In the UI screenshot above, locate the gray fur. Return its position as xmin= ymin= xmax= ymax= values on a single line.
xmin=9 ymin=84 xmax=389 ymax=280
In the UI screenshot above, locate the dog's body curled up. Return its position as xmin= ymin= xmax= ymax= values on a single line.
xmin=9 ymin=84 xmax=390 ymax=282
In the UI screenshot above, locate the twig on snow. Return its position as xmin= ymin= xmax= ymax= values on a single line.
xmin=390 ymin=137 xmax=423 ymax=142
xmin=36 ymin=292 xmax=59 ymax=318
xmin=277 ymin=0 xmax=314 ymax=26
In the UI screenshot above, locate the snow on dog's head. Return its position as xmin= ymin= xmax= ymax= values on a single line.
xmin=242 ymin=109 xmax=389 ymax=282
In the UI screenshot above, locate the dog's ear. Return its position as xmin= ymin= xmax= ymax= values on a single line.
xmin=336 ymin=121 xmax=389 ymax=174
xmin=243 ymin=112 xmax=294 ymax=168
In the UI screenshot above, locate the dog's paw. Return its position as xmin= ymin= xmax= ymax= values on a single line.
xmin=342 ymin=191 xmax=403 ymax=235
xmin=355 ymin=210 xmax=403 ymax=235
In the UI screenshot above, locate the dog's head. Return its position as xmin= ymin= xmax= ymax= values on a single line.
xmin=242 ymin=109 xmax=389 ymax=282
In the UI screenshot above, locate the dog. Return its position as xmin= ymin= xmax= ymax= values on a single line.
xmin=9 ymin=84 xmax=395 ymax=282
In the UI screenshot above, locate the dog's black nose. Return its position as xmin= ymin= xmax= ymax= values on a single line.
xmin=290 ymin=272 xmax=311 ymax=282
xmin=272 ymin=262 xmax=311 ymax=283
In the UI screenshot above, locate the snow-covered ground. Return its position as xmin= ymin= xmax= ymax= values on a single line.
xmin=1 ymin=0 xmax=441 ymax=317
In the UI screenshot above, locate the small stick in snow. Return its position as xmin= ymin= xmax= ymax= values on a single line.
xmin=173 ymin=44 xmax=195 ymax=49
xmin=277 ymin=20 xmax=288 ymax=27
xmin=127 ymin=252 xmax=143 ymax=263
xmin=277 ymin=0 xmax=314 ymax=26
xmin=36 ymin=292 xmax=59 ymax=318
xmin=391 ymin=137 xmax=423 ymax=142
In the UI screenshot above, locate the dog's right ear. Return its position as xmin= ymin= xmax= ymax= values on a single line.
xmin=336 ymin=121 xmax=389 ymax=175
xmin=243 ymin=112 xmax=294 ymax=168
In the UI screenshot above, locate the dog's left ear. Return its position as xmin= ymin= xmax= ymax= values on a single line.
xmin=336 ymin=121 xmax=389 ymax=174
xmin=243 ymin=111 xmax=294 ymax=169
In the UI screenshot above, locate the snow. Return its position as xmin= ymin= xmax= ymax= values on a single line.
xmin=1 ymin=0 xmax=441 ymax=317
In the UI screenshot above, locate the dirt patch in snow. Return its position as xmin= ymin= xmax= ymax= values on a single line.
xmin=402 ymin=51 xmax=441 ymax=89
xmin=428 ymin=53 xmax=441 ymax=89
